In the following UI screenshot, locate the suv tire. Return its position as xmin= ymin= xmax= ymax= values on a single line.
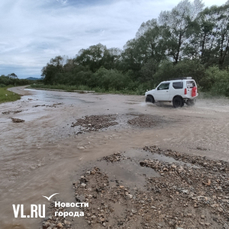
xmin=145 ymin=95 xmax=155 ymax=103
xmin=173 ymin=96 xmax=184 ymax=108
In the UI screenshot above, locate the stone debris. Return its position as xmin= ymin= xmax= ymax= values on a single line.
xmin=99 ymin=152 xmax=126 ymax=163
xmin=71 ymin=115 xmax=118 ymax=132
xmin=34 ymin=104 xmax=46 ymax=107
xmin=72 ymin=147 xmax=229 ymax=229
xmin=11 ymin=117 xmax=25 ymax=123
xmin=2 ymin=110 xmax=22 ymax=115
xmin=127 ymin=114 xmax=164 ymax=128
xmin=48 ymin=103 xmax=63 ymax=108
xmin=33 ymin=103 xmax=62 ymax=108
xmin=41 ymin=202 xmax=72 ymax=229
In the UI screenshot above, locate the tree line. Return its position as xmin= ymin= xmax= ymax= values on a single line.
xmin=0 ymin=73 xmax=32 ymax=87
xmin=41 ymin=0 xmax=229 ymax=96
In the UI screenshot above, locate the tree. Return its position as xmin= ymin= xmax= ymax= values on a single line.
xmin=121 ymin=39 xmax=142 ymax=77
xmin=158 ymin=0 xmax=204 ymax=63
xmin=195 ymin=3 xmax=229 ymax=68
xmin=8 ymin=73 xmax=18 ymax=79
xmin=75 ymin=43 xmax=107 ymax=72
xmin=41 ymin=56 xmax=65 ymax=84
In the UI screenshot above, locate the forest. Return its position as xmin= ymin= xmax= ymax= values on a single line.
xmin=0 ymin=73 xmax=32 ymax=87
xmin=41 ymin=0 xmax=229 ymax=96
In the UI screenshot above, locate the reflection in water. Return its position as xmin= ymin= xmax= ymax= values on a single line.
xmin=23 ymin=89 xmax=93 ymax=105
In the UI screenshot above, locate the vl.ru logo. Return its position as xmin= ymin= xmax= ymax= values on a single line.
xmin=12 ymin=193 xmax=58 ymax=219
xmin=12 ymin=204 xmax=45 ymax=218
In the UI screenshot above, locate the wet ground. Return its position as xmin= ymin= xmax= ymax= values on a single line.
xmin=72 ymin=148 xmax=229 ymax=229
xmin=1 ymin=86 xmax=229 ymax=229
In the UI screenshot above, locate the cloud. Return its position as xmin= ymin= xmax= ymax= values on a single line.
xmin=0 ymin=0 xmax=227 ymax=78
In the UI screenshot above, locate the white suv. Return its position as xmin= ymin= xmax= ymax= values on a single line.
xmin=145 ymin=77 xmax=198 ymax=108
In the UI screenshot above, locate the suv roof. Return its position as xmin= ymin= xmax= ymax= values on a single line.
xmin=163 ymin=77 xmax=193 ymax=82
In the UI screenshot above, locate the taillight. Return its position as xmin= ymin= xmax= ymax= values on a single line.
xmin=184 ymin=88 xmax=187 ymax=94
xmin=192 ymin=86 xmax=197 ymax=97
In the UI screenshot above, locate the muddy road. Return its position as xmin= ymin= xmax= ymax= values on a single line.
xmin=0 ymin=86 xmax=229 ymax=229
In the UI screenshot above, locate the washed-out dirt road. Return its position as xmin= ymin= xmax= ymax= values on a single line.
xmin=0 ymin=86 xmax=229 ymax=229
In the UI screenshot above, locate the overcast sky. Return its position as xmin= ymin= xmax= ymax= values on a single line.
xmin=0 ymin=0 xmax=227 ymax=79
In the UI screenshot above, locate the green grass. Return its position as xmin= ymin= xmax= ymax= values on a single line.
xmin=0 ymin=87 xmax=21 ymax=104
xmin=30 ymin=83 xmax=145 ymax=95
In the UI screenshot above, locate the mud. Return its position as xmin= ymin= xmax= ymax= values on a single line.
xmin=1 ymin=86 xmax=229 ymax=229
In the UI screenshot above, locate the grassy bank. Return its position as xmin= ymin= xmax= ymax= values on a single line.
xmin=0 ymin=87 xmax=21 ymax=104
xmin=30 ymin=83 xmax=145 ymax=95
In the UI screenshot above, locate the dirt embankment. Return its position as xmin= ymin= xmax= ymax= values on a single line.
xmin=7 ymin=85 xmax=32 ymax=95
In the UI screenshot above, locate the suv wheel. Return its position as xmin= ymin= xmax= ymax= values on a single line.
xmin=145 ymin=95 xmax=155 ymax=103
xmin=173 ymin=96 xmax=184 ymax=108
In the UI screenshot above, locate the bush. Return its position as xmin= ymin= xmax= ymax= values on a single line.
xmin=93 ymin=68 xmax=134 ymax=91
xmin=205 ymin=67 xmax=229 ymax=97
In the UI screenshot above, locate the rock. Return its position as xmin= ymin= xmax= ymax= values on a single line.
xmin=56 ymin=222 xmax=63 ymax=228
xmin=64 ymin=220 xmax=71 ymax=225
xmin=131 ymin=209 xmax=137 ymax=214
xmin=43 ymin=221 xmax=50 ymax=227
xmin=182 ymin=190 xmax=189 ymax=194
xmin=11 ymin=118 xmax=25 ymax=123
xmin=81 ymin=183 xmax=86 ymax=187
xmin=217 ymin=207 xmax=223 ymax=212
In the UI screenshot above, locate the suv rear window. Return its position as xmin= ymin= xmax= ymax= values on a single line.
xmin=186 ymin=81 xmax=196 ymax=88
xmin=173 ymin=82 xmax=183 ymax=89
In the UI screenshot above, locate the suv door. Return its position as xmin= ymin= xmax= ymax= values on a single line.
xmin=154 ymin=82 xmax=170 ymax=101
xmin=186 ymin=80 xmax=196 ymax=97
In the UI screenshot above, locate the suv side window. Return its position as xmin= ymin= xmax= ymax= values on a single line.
xmin=157 ymin=83 xmax=170 ymax=90
xmin=173 ymin=82 xmax=183 ymax=89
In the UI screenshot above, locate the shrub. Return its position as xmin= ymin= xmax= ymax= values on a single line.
xmin=205 ymin=67 xmax=229 ymax=97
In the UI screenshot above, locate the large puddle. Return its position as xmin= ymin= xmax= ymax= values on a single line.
xmin=92 ymin=148 xmax=199 ymax=192
xmin=22 ymin=89 xmax=96 ymax=105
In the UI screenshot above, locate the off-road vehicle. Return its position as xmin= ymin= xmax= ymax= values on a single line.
xmin=145 ymin=77 xmax=198 ymax=108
